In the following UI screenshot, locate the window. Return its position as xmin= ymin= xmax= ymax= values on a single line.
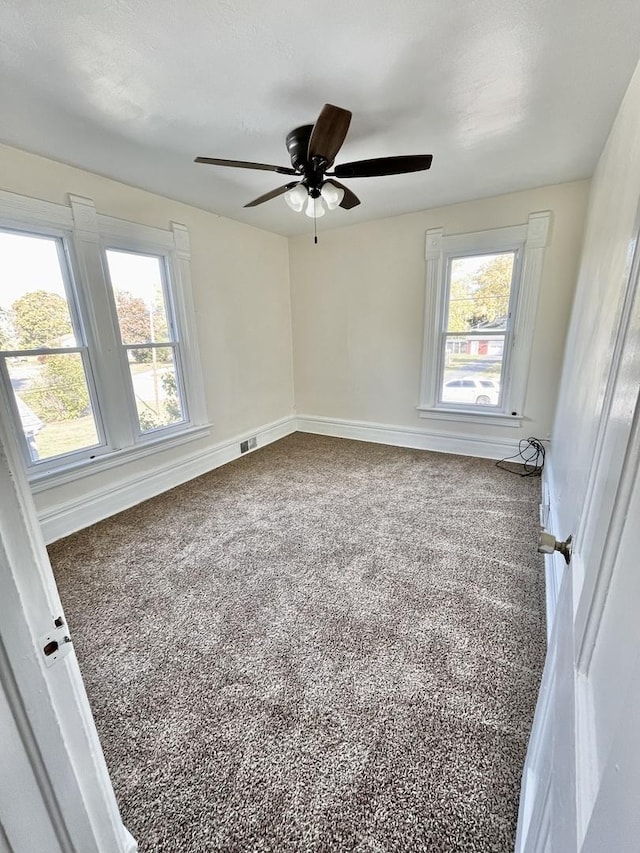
xmin=0 ymin=191 xmax=207 ymax=482
xmin=439 ymin=251 xmax=517 ymax=409
xmin=0 ymin=230 xmax=104 ymax=465
xmin=105 ymin=249 xmax=187 ymax=434
xmin=418 ymin=213 xmax=552 ymax=426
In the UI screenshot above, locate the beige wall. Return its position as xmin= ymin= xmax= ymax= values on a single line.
xmin=0 ymin=142 xmax=592 ymax=525
xmin=0 ymin=144 xmax=295 ymax=516
xmin=289 ymin=181 xmax=589 ymax=444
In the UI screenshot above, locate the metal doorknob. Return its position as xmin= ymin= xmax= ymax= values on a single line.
xmin=538 ymin=531 xmax=572 ymax=564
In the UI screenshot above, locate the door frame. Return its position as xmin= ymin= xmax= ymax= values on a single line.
xmin=516 ymin=195 xmax=640 ymax=853
xmin=0 ymin=396 xmax=137 ymax=851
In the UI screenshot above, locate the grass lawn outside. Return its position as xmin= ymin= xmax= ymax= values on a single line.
xmin=34 ymin=415 xmax=99 ymax=460
xmin=24 ymin=360 xmax=180 ymax=461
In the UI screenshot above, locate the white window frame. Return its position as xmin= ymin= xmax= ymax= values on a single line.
xmin=436 ymin=246 xmax=522 ymax=413
xmin=102 ymin=242 xmax=190 ymax=443
xmin=0 ymin=190 xmax=209 ymax=488
xmin=417 ymin=212 xmax=552 ymax=428
xmin=0 ymin=224 xmax=110 ymax=472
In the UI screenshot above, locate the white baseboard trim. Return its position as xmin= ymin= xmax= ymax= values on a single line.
xmin=295 ymin=414 xmax=520 ymax=461
xmin=38 ymin=415 xmax=296 ymax=543
xmin=38 ymin=413 xmax=523 ymax=543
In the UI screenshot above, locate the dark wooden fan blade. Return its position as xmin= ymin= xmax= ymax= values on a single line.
xmin=326 ymin=180 xmax=361 ymax=210
xmin=195 ymin=157 xmax=296 ymax=175
xmin=334 ymin=155 xmax=433 ymax=179
xmin=243 ymin=182 xmax=300 ymax=208
xmin=308 ymin=104 xmax=352 ymax=166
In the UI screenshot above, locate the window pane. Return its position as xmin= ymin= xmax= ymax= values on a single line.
xmin=0 ymin=230 xmax=77 ymax=348
xmin=6 ymin=354 xmax=100 ymax=462
xmin=441 ymin=335 xmax=504 ymax=406
xmin=126 ymin=347 xmax=185 ymax=432
xmin=446 ymin=252 xmax=515 ymax=332
xmin=106 ymin=250 xmax=172 ymax=344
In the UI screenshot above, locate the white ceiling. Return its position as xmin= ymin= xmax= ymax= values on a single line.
xmin=2 ymin=0 xmax=640 ymax=236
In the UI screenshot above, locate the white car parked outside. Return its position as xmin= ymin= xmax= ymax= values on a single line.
xmin=442 ymin=377 xmax=499 ymax=406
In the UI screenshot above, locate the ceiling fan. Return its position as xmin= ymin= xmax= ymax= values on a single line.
xmin=194 ymin=104 xmax=433 ymax=218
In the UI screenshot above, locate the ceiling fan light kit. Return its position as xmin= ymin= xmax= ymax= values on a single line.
xmin=320 ymin=182 xmax=345 ymax=210
xmin=305 ymin=195 xmax=325 ymax=219
xmin=195 ymin=104 xmax=432 ymax=240
xmin=284 ymin=183 xmax=308 ymax=212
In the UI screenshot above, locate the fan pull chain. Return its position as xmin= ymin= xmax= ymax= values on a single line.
xmin=314 ymin=205 xmax=318 ymax=244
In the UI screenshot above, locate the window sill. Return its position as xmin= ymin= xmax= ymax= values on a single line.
xmin=416 ymin=406 xmax=522 ymax=428
xmin=29 ymin=423 xmax=211 ymax=493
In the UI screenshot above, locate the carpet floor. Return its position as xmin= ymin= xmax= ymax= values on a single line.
xmin=48 ymin=433 xmax=546 ymax=853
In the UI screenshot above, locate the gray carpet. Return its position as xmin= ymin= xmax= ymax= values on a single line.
xmin=48 ymin=433 xmax=546 ymax=853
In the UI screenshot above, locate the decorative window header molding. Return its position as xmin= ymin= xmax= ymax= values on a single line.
xmin=0 ymin=188 xmax=189 ymax=256
xmin=424 ymin=211 xmax=551 ymax=260
xmin=418 ymin=211 xmax=553 ymax=426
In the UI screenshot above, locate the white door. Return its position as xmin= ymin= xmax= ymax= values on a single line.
xmin=0 ymin=403 xmax=137 ymax=852
xmin=516 ymin=209 xmax=640 ymax=852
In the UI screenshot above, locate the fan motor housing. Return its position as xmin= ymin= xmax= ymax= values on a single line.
xmin=286 ymin=125 xmax=313 ymax=172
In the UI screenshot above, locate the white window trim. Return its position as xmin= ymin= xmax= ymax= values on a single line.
xmin=0 ymin=189 xmax=209 ymax=487
xmin=0 ymin=223 xmax=111 ymax=471
xmin=29 ymin=423 xmax=211 ymax=489
xmin=417 ymin=212 xmax=552 ymax=428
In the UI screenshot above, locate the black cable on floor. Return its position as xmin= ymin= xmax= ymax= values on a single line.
xmin=495 ymin=436 xmax=546 ymax=477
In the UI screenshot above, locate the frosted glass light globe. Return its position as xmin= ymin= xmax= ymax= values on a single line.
xmin=320 ymin=182 xmax=345 ymax=210
xmin=284 ymin=184 xmax=308 ymax=212
xmin=304 ymin=196 xmax=325 ymax=218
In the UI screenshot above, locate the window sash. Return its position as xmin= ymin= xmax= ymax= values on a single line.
xmin=0 ymin=346 xmax=108 ymax=469
xmin=435 ymin=249 xmax=521 ymax=413
xmin=440 ymin=332 xmax=508 ymax=343
xmin=437 ymin=332 xmax=508 ymax=409
xmin=121 ymin=342 xmax=189 ymax=437
xmin=104 ymin=247 xmax=178 ymax=346
xmin=102 ymin=248 xmax=189 ymax=441
xmin=0 ymin=228 xmax=110 ymax=468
